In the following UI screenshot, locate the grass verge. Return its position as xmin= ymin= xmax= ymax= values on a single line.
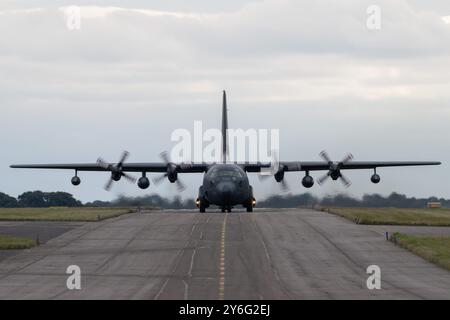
xmin=392 ymin=233 xmax=450 ymax=271
xmin=0 ymin=235 xmax=36 ymax=250
xmin=321 ymin=207 xmax=450 ymax=226
xmin=0 ymin=207 xmax=135 ymax=222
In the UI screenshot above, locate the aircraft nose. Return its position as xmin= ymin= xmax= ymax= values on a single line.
xmin=216 ymin=182 xmax=236 ymax=202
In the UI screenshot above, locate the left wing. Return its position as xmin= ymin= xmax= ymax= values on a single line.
xmin=242 ymin=161 xmax=441 ymax=172
xmin=243 ymin=159 xmax=440 ymax=188
xmin=284 ymin=161 xmax=440 ymax=172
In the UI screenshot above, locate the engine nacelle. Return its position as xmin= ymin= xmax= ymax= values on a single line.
xmin=302 ymin=175 xmax=314 ymax=188
xmin=71 ymin=176 xmax=81 ymax=186
xmin=330 ymin=170 xmax=341 ymax=180
xmin=168 ymin=172 xmax=178 ymax=183
xmin=274 ymin=170 xmax=285 ymax=183
xmin=166 ymin=163 xmax=178 ymax=183
xmin=371 ymin=173 xmax=381 ymax=184
xmin=138 ymin=176 xmax=150 ymax=189
xmin=111 ymin=171 xmax=122 ymax=181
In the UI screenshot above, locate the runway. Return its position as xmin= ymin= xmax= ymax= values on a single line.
xmin=0 ymin=208 xmax=449 ymax=299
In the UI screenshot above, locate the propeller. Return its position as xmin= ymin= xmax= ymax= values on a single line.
xmin=316 ymin=150 xmax=353 ymax=188
xmin=258 ymin=174 xmax=290 ymax=191
xmin=257 ymin=150 xmax=290 ymax=192
xmin=97 ymin=151 xmax=137 ymax=191
xmin=152 ymin=151 xmax=186 ymax=192
xmin=279 ymin=177 xmax=290 ymax=192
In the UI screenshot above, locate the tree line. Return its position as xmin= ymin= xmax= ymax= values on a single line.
xmin=0 ymin=191 xmax=448 ymax=209
xmin=257 ymin=192 xmax=450 ymax=208
xmin=0 ymin=191 xmax=82 ymax=208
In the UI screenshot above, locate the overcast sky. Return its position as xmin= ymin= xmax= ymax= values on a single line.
xmin=1 ymin=0 xmax=449 ymax=203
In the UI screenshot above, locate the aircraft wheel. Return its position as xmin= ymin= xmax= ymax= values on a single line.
xmin=246 ymin=206 xmax=253 ymax=213
xmin=200 ymin=206 xmax=206 ymax=213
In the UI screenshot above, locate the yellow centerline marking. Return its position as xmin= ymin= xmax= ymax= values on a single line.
xmin=219 ymin=212 xmax=228 ymax=300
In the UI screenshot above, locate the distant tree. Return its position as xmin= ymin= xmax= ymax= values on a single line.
xmin=258 ymin=193 xmax=319 ymax=208
xmin=0 ymin=192 xmax=18 ymax=208
xmin=44 ymin=192 xmax=82 ymax=207
xmin=109 ymin=194 xmax=195 ymax=209
xmin=172 ymin=196 xmax=182 ymax=209
xmin=362 ymin=194 xmax=386 ymax=207
xmin=17 ymin=191 xmax=81 ymax=207
xmin=85 ymin=200 xmax=111 ymax=207
xmin=386 ymin=192 xmax=408 ymax=207
xmin=322 ymin=194 xmax=361 ymax=207
xmin=18 ymin=191 xmax=47 ymax=207
xmin=182 ymin=198 xmax=196 ymax=209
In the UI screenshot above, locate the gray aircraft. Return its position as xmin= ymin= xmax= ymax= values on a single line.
xmin=11 ymin=91 xmax=441 ymax=212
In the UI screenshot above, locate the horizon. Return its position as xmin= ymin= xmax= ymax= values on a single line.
xmin=2 ymin=189 xmax=449 ymax=205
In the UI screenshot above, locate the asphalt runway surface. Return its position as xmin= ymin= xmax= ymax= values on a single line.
xmin=0 ymin=221 xmax=82 ymax=261
xmin=0 ymin=208 xmax=449 ymax=300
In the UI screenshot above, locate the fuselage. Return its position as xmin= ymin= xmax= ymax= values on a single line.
xmin=200 ymin=163 xmax=253 ymax=207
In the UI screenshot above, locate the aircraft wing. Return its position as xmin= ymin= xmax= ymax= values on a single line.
xmin=11 ymin=161 xmax=441 ymax=173
xmin=242 ymin=161 xmax=441 ymax=172
xmin=10 ymin=163 xmax=209 ymax=173
xmin=284 ymin=161 xmax=441 ymax=171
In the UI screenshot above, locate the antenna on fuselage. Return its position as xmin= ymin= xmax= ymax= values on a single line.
xmin=222 ymin=90 xmax=229 ymax=163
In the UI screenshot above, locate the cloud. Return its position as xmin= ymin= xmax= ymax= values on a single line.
xmin=0 ymin=0 xmax=449 ymax=202
xmin=2 ymin=0 xmax=450 ymax=62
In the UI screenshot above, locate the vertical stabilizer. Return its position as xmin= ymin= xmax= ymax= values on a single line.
xmin=222 ymin=90 xmax=228 ymax=163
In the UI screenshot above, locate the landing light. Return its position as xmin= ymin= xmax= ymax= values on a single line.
xmin=252 ymin=198 xmax=256 ymax=207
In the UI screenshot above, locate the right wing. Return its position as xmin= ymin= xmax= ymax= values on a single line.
xmin=10 ymin=163 xmax=208 ymax=173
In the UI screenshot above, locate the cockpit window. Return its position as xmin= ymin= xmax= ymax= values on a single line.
xmin=217 ymin=171 xmax=241 ymax=177
xmin=210 ymin=168 xmax=242 ymax=179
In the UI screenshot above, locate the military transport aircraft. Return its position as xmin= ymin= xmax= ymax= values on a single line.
xmin=11 ymin=91 xmax=441 ymax=212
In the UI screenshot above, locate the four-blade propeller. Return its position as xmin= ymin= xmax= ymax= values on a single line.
xmin=316 ymin=150 xmax=353 ymax=188
xmin=152 ymin=151 xmax=186 ymax=192
xmin=258 ymin=150 xmax=290 ymax=192
xmin=97 ymin=151 xmax=137 ymax=191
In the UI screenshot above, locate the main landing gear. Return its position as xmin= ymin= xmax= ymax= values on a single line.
xmin=196 ymin=198 xmax=209 ymax=213
xmin=244 ymin=197 xmax=256 ymax=213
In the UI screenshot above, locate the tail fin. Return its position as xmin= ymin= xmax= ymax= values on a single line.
xmin=222 ymin=90 xmax=228 ymax=163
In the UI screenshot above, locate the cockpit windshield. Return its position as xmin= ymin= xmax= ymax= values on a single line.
xmin=210 ymin=167 xmax=243 ymax=179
